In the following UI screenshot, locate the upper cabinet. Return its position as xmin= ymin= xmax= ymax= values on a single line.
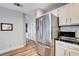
xmin=58 ymin=4 xmax=71 ymax=26
xmin=70 ymin=4 xmax=79 ymax=25
xmin=52 ymin=3 xmax=79 ymax=26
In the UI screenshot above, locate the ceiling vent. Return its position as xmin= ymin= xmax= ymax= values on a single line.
xmin=13 ymin=3 xmax=23 ymax=7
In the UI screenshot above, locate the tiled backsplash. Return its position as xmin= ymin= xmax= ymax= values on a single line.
xmin=60 ymin=26 xmax=79 ymax=32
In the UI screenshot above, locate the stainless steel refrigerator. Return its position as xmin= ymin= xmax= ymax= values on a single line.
xmin=36 ymin=12 xmax=58 ymax=56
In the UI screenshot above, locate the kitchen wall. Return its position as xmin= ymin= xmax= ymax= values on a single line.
xmin=60 ymin=26 xmax=79 ymax=32
xmin=0 ymin=7 xmax=26 ymax=54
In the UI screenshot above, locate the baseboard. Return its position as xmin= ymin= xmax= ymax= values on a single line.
xmin=0 ymin=44 xmax=25 ymax=54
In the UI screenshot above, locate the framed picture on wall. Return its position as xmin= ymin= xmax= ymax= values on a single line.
xmin=1 ymin=23 xmax=13 ymax=31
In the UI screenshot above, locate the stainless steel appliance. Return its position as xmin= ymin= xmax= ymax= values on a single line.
xmin=59 ymin=32 xmax=75 ymax=42
xmin=36 ymin=13 xmax=58 ymax=56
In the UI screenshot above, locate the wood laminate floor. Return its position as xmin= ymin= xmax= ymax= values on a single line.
xmin=0 ymin=41 xmax=39 ymax=56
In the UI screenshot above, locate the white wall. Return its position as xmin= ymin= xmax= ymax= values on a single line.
xmin=0 ymin=7 xmax=26 ymax=54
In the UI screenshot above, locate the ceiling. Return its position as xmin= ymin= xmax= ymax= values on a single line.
xmin=0 ymin=3 xmax=66 ymax=15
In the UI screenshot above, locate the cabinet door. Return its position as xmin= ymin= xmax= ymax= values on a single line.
xmin=55 ymin=45 xmax=65 ymax=56
xmin=58 ymin=4 xmax=70 ymax=26
xmin=55 ymin=41 xmax=70 ymax=56
xmin=70 ymin=3 xmax=79 ymax=24
xmin=58 ymin=6 xmax=66 ymax=26
xmin=64 ymin=50 xmax=69 ymax=56
xmin=69 ymin=51 xmax=79 ymax=56
xmin=59 ymin=16 xmax=67 ymax=26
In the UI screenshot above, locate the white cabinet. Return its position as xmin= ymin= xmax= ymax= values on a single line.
xmin=55 ymin=40 xmax=79 ymax=56
xmin=59 ymin=16 xmax=67 ymax=26
xmin=56 ymin=3 xmax=79 ymax=26
xmin=58 ymin=6 xmax=67 ymax=26
xmin=69 ymin=51 xmax=79 ymax=56
xmin=64 ymin=50 xmax=69 ymax=56
xmin=55 ymin=40 xmax=70 ymax=56
xmin=52 ymin=8 xmax=66 ymax=26
xmin=55 ymin=44 xmax=65 ymax=56
xmin=70 ymin=4 xmax=79 ymax=24
xmin=58 ymin=4 xmax=70 ymax=26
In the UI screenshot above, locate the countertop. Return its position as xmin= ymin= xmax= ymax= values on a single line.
xmin=55 ymin=38 xmax=79 ymax=45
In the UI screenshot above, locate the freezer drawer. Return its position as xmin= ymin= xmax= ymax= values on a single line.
xmin=36 ymin=43 xmax=51 ymax=56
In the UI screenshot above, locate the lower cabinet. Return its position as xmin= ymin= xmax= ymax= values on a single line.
xmin=55 ymin=40 xmax=79 ymax=56
xmin=55 ymin=45 xmax=65 ymax=56
xmin=55 ymin=44 xmax=69 ymax=56
xmin=69 ymin=51 xmax=79 ymax=56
